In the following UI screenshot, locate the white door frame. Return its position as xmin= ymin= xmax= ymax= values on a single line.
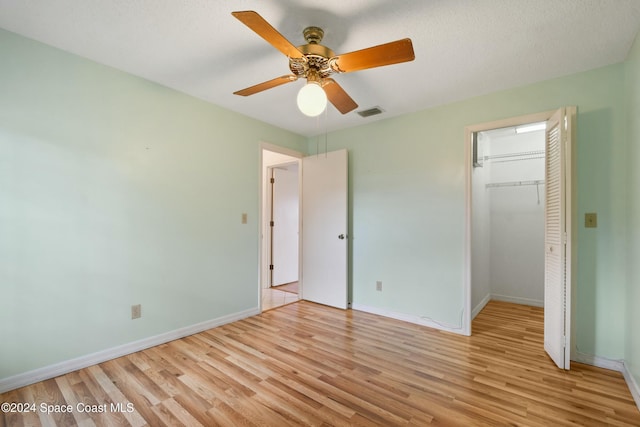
xmin=463 ymin=109 xmax=576 ymax=346
xmin=259 ymin=142 xmax=303 ymax=311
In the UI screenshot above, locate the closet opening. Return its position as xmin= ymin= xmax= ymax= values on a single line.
xmin=465 ymin=108 xmax=575 ymax=369
xmin=470 ymin=122 xmax=546 ymax=319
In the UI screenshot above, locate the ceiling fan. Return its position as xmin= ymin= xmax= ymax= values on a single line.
xmin=232 ymin=11 xmax=415 ymax=116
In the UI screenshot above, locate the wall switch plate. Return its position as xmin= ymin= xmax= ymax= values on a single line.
xmin=131 ymin=304 xmax=141 ymax=319
xmin=585 ymin=213 xmax=597 ymax=228
xmin=241 ymin=213 xmax=248 ymax=224
xmin=376 ymin=281 xmax=382 ymax=291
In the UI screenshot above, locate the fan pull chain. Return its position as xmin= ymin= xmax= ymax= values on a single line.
xmin=324 ymin=105 xmax=328 ymax=157
xmin=315 ymin=114 xmax=320 ymax=157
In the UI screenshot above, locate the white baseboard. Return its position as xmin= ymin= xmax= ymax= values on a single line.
xmin=622 ymin=362 xmax=640 ymax=410
xmin=491 ymin=293 xmax=544 ymax=307
xmin=572 ymin=350 xmax=640 ymax=411
xmin=0 ymin=307 xmax=260 ymax=394
xmin=351 ymin=303 xmax=466 ymax=335
xmin=472 ymin=294 xmax=491 ymax=319
xmin=572 ymin=350 xmax=625 ymax=371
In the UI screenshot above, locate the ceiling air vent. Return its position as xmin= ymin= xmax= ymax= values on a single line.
xmin=357 ymin=107 xmax=384 ymax=118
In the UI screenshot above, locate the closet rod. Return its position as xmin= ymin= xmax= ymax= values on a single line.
xmin=486 ymin=179 xmax=545 ymax=188
xmin=483 ymin=150 xmax=545 ymax=163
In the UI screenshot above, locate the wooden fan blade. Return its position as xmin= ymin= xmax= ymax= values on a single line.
xmin=232 ymin=11 xmax=304 ymax=59
xmin=322 ymin=79 xmax=358 ymax=114
xmin=332 ymin=38 xmax=415 ymax=73
xmin=234 ymin=75 xmax=297 ymax=96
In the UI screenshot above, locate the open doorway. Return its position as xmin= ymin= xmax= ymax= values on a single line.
xmin=259 ymin=144 xmax=350 ymax=312
xmin=471 ymin=123 xmax=546 ymax=316
xmin=465 ymin=108 xmax=575 ymax=370
xmin=261 ymin=145 xmax=302 ymax=311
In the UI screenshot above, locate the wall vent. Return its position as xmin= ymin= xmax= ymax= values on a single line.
xmin=357 ymin=106 xmax=384 ymax=118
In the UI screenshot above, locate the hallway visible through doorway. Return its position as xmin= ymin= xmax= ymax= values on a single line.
xmin=262 ymin=282 xmax=299 ymax=311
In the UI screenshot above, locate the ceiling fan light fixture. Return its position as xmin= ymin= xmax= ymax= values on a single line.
xmin=297 ymin=82 xmax=327 ymax=117
xmin=231 ymin=11 xmax=415 ymax=117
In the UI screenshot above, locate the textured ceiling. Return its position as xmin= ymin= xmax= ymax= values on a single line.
xmin=0 ymin=0 xmax=639 ymax=137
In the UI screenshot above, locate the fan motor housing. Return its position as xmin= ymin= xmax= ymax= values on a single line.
xmin=297 ymin=43 xmax=334 ymax=58
xmin=290 ymin=44 xmax=335 ymax=79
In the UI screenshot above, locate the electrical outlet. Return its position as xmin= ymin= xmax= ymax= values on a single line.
xmin=376 ymin=281 xmax=382 ymax=291
xmin=131 ymin=304 xmax=141 ymax=319
xmin=241 ymin=213 xmax=248 ymax=224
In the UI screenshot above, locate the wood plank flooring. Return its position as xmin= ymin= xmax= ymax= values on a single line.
xmin=1 ymin=300 xmax=639 ymax=426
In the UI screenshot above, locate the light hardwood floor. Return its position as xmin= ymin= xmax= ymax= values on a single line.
xmin=1 ymin=301 xmax=639 ymax=426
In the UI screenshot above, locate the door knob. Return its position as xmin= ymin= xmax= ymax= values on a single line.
xmin=338 ymin=234 xmax=345 ymax=240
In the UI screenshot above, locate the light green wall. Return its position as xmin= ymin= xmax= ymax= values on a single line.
xmin=311 ymin=62 xmax=628 ymax=358
xmin=625 ymin=31 xmax=640 ymax=387
xmin=0 ymin=29 xmax=306 ymax=379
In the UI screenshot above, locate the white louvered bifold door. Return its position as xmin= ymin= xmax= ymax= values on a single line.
xmin=544 ymin=108 xmax=569 ymax=370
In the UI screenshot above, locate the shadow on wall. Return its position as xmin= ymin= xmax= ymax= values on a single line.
xmin=574 ymin=107 xmax=620 ymax=360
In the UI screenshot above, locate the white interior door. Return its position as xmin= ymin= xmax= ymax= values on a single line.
xmin=301 ymin=149 xmax=348 ymax=309
xmin=271 ymin=165 xmax=299 ymax=286
xmin=544 ymin=107 xmax=572 ymax=370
